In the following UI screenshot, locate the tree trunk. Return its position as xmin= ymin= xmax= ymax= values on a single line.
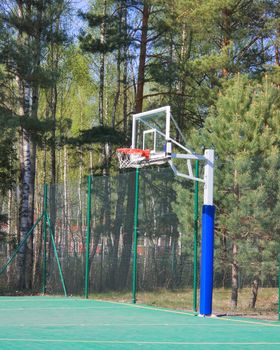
xmin=16 ymin=2 xmax=35 ymax=291
xmin=7 ymin=189 xmax=13 ymax=286
xmin=171 ymin=234 xmax=179 ymax=288
xmin=78 ymin=147 xmax=84 ymax=247
xmin=18 ymin=124 xmax=32 ymax=290
xmin=117 ymin=171 xmax=135 ymax=289
xmin=112 ymin=50 xmax=121 ymax=129
xmin=221 ymin=228 xmax=228 ymax=288
xmin=275 ymin=45 xmax=280 ymax=66
xmin=63 ymin=146 xmax=69 ymax=257
xmin=249 ymin=245 xmax=262 ymax=309
xmin=32 ymin=194 xmax=43 ymax=290
xmin=231 ymin=241 xmax=238 ymax=308
xmin=111 ymin=2 xmax=122 ymax=128
xmin=275 ymin=25 xmax=280 ymax=66
xmin=221 ymin=7 xmax=231 ymax=77
xmin=28 ymin=6 xmax=42 ymax=289
xmin=48 ymin=17 xmax=61 ymax=239
xmin=249 ymin=278 xmax=259 ymax=309
xmin=99 ymin=0 xmax=107 ymax=126
xmin=178 ymin=25 xmax=194 ymax=133
xmin=89 ymin=149 xmax=93 ymax=175
xmin=152 ymin=239 xmax=159 ymax=288
xmin=49 ymin=85 xmax=58 ymax=236
xmin=135 ymin=2 xmax=150 ymax=113
xmin=122 ymin=2 xmax=128 ymax=134
xmin=106 ymin=174 xmax=126 ymax=289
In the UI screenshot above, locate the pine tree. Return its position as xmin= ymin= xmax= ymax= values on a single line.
xmin=199 ymin=74 xmax=280 ymax=308
xmin=146 ymin=0 xmax=275 ymax=136
xmin=0 ymin=0 xmax=69 ymax=289
xmin=189 ymin=0 xmax=272 ymax=75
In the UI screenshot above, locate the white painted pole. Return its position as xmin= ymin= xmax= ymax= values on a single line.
xmin=203 ymin=149 xmax=214 ymax=206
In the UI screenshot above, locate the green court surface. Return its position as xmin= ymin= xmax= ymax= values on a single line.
xmin=0 ymin=297 xmax=279 ymax=349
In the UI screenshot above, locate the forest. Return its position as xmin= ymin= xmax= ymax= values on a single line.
xmin=0 ymin=0 xmax=280 ymax=313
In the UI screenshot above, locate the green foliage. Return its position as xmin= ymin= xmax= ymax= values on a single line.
xmin=171 ymin=73 xmax=280 ymax=293
xmin=79 ymin=1 xmax=132 ymax=55
xmin=0 ymin=110 xmax=17 ymax=194
xmin=198 ymin=74 xmax=280 ymax=286
xmin=0 ymin=0 xmax=68 ymax=88
xmin=67 ymin=126 xmax=126 ymax=146
xmin=0 ymin=212 xmax=8 ymax=241
xmin=57 ymin=47 xmax=97 ymax=136
xmin=146 ymin=0 xmax=276 ymax=136
xmin=0 ymin=128 xmax=17 ymax=195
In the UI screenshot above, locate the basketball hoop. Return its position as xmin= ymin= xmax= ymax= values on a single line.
xmin=116 ymin=148 xmax=150 ymax=169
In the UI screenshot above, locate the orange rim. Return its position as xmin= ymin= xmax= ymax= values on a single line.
xmin=116 ymin=148 xmax=150 ymax=159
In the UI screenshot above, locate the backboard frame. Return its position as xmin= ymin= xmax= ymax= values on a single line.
xmin=132 ymin=106 xmax=171 ymax=150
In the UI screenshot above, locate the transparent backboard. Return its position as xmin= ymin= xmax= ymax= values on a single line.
xmin=132 ymin=106 xmax=170 ymax=154
xmin=131 ymin=106 xmax=193 ymax=155
xmin=128 ymin=106 xmax=208 ymax=185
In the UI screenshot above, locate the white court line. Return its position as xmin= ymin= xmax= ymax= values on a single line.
xmin=0 ymin=298 xmax=69 ymax=301
xmin=0 ymin=300 xmax=92 ymax=303
xmin=0 ymin=306 xmax=123 ymax=311
xmin=0 ymin=323 xmax=257 ymax=327
xmin=3 ymin=321 xmax=277 ymax=328
xmin=218 ymin=316 xmax=280 ymax=328
xmin=98 ymin=300 xmax=280 ymax=328
xmin=0 ymin=339 xmax=280 ymax=345
xmin=99 ymin=299 xmax=196 ymax=317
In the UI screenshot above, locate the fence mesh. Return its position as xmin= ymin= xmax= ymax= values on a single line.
xmin=0 ymin=156 xmax=279 ymax=319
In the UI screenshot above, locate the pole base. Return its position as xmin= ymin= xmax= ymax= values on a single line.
xmin=198 ymin=314 xmax=217 ymax=318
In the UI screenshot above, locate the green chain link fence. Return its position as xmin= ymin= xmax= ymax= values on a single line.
xmin=0 ymin=157 xmax=279 ymax=319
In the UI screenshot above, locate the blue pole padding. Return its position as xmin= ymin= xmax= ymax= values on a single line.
xmin=199 ymin=205 xmax=215 ymax=316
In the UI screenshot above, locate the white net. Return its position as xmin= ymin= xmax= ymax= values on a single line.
xmin=116 ymin=148 xmax=169 ymax=169
xmin=116 ymin=149 xmax=147 ymax=169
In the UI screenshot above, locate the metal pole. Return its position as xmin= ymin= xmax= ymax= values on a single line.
xmin=85 ymin=175 xmax=92 ymax=299
xmin=200 ymin=150 xmax=215 ymax=316
xmin=132 ymin=167 xmax=140 ymax=304
xmin=193 ymin=160 xmax=199 ymax=313
xmin=46 ymin=214 xmax=67 ymax=297
xmin=42 ymin=184 xmax=48 ymax=294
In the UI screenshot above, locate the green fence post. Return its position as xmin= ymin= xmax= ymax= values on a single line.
xmin=132 ymin=167 xmax=140 ymax=304
xmin=85 ymin=175 xmax=92 ymax=299
xmin=193 ymin=160 xmax=199 ymax=313
xmin=46 ymin=214 xmax=67 ymax=297
xmin=42 ymin=183 xmax=48 ymax=294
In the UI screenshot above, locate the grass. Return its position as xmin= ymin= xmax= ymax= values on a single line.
xmin=91 ymin=287 xmax=279 ymax=320
xmin=213 ymin=287 xmax=278 ymax=318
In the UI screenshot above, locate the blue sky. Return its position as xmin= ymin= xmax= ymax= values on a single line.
xmin=71 ymin=0 xmax=89 ymax=12
xmin=70 ymin=0 xmax=89 ymax=36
